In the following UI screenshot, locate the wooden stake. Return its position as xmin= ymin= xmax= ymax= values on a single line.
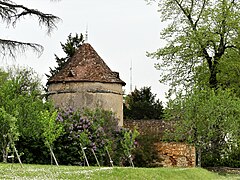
xmin=8 ymin=134 xmax=23 ymax=168
xmin=91 ymin=148 xmax=100 ymax=167
xmin=80 ymin=143 xmax=89 ymax=167
xmin=49 ymin=145 xmax=59 ymax=166
xmin=13 ymin=145 xmax=23 ymax=168
xmin=106 ymin=148 xmax=114 ymax=167
xmin=128 ymin=154 xmax=134 ymax=168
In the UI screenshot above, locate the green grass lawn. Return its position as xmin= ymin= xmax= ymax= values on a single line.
xmin=0 ymin=163 xmax=239 ymax=180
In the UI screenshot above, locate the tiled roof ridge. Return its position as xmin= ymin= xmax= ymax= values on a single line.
xmin=47 ymin=43 xmax=126 ymax=86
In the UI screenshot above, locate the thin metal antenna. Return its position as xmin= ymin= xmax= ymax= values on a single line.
xmin=130 ymin=60 xmax=132 ymax=92
xmin=85 ymin=24 xmax=88 ymax=42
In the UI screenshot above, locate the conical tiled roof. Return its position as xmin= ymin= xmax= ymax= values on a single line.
xmin=47 ymin=43 xmax=126 ymax=85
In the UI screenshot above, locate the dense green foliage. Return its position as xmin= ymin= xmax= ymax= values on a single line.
xmin=165 ymin=87 xmax=240 ymax=167
xmin=148 ymin=0 xmax=240 ymax=94
xmin=124 ymin=87 xmax=164 ymax=120
xmin=0 ymin=163 xmax=236 ymax=180
xmin=133 ymin=135 xmax=162 ymax=167
xmin=2 ymin=68 xmax=48 ymax=138
xmin=0 ymin=67 xmax=52 ymax=163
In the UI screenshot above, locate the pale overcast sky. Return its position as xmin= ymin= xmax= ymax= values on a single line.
xmin=1 ymin=0 xmax=169 ymax=103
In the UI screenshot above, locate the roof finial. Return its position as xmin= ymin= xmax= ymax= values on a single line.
xmin=85 ymin=24 xmax=88 ymax=42
xmin=130 ymin=60 xmax=133 ymax=92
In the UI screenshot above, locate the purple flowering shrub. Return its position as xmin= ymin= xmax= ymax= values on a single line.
xmin=54 ymin=108 xmax=138 ymax=166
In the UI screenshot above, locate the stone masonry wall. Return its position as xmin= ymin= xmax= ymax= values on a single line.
xmin=124 ymin=119 xmax=174 ymax=138
xmin=155 ymin=142 xmax=195 ymax=167
xmin=124 ymin=120 xmax=195 ymax=167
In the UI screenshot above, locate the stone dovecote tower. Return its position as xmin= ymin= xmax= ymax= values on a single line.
xmin=47 ymin=43 xmax=126 ymax=126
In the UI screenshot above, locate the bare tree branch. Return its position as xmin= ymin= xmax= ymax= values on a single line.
xmin=0 ymin=0 xmax=60 ymax=33
xmin=194 ymin=0 xmax=206 ymax=28
xmin=0 ymin=0 xmax=60 ymax=58
xmin=189 ymin=0 xmax=194 ymax=15
xmin=0 ymin=39 xmax=43 ymax=58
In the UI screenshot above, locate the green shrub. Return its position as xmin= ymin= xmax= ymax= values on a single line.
xmin=133 ymin=135 xmax=163 ymax=167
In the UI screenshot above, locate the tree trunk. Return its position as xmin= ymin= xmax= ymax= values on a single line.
xmin=195 ymin=147 xmax=201 ymax=167
xmin=209 ymin=68 xmax=218 ymax=89
xmin=209 ymin=57 xmax=219 ymax=89
xmin=197 ymin=148 xmax=201 ymax=167
xmin=2 ymin=148 xmax=7 ymax=163
xmin=2 ymin=138 xmax=10 ymax=163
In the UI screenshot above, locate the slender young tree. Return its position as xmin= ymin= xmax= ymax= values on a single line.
xmin=0 ymin=108 xmax=19 ymax=163
xmin=0 ymin=1 xmax=60 ymax=58
xmin=40 ymin=110 xmax=63 ymax=166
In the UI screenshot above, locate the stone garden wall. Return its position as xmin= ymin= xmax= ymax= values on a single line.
xmin=124 ymin=120 xmax=195 ymax=167
xmin=155 ymin=142 xmax=195 ymax=167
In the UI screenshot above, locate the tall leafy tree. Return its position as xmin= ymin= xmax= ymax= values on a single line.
xmin=165 ymin=87 xmax=240 ymax=167
xmin=147 ymin=0 xmax=240 ymax=94
xmin=0 ymin=1 xmax=60 ymax=58
xmin=46 ymin=33 xmax=84 ymax=79
xmin=0 ymin=67 xmax=45 ymax=137
xmin=124 ymin=87 xmax=164 ymax=120
xmin=147 ymin=0 xmax=240 ymax=167
xmin=0 ymin=67 xmax=38 ymax=162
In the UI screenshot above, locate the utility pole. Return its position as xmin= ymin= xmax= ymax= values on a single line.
xmin=85 ymin=24 xmax=88 ymax=42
